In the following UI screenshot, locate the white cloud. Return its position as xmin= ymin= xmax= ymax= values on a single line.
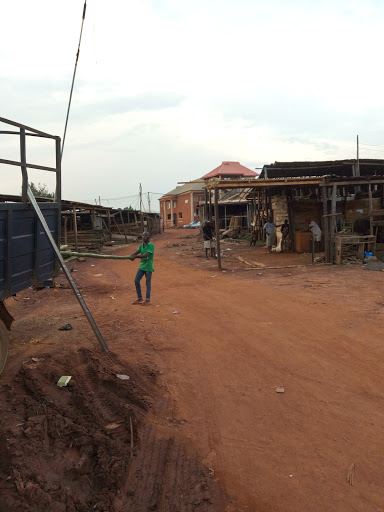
xmin=1 ymin=0 xmax=384 ymax=206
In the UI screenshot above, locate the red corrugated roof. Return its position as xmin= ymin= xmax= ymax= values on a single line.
xmin=201 ymin=161 xmax=258 ymax=179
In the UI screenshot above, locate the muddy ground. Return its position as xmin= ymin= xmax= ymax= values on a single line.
xmin=1 ymin=229 xmax=384 ymax=511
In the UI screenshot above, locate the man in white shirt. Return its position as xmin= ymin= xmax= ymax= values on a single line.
xmin=305 ymin=217 xmax=322 ymax=242
xmin=263 ymin=217 xmax=276 ymax=253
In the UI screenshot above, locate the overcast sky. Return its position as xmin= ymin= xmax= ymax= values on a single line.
xmin=2 ymin=0 xmax=384 ymax=210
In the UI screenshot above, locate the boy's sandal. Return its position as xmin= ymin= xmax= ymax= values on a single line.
xmin=142 ymin=301 xmax=151 ymax=306
xmin=132 ymin=299 xmax=143 ymax=305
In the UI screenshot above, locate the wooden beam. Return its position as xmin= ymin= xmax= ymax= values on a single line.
xmin=330 ymin=185 xmax=337 ymax=263
xmin=119 ymin=211 xmax=128 ymax=243
xmin=214 ymin=188 xmax=222 ymax=270
xmin=368 ymin=183 xmax=373 ymax=236
xmin=322 ymin=187 xmax=330 ymax=263
xmin=73 ymin=206 xmax=78 ymax=252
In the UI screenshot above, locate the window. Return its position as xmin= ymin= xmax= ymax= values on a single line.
xmin=173 ymin=201 xmax=176 ymax=207
xmin=167 ymin=214 xmax=171 ymax=220
xmin=185 ymin=199 xmax=188 ymax=203
xmin=178 ymin=212 xmax=182 ymax=218
xmin=167 ymin=202 xmax=170 ymax=209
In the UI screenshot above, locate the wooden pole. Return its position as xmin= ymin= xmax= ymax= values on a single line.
xmin=107 ymin=209 xmax=112 ymax=241
xmin=330 ymin=185 xmax=337 ymax=263
xmin=112 ymin=215 xmax=123 ymax=235
xmin=73 ymin=206 xmax=78 ymax=252
xmin=368 ymin=183 xmax=373 ymax=235
xmin=287 ymin=189 xmax=295 ymax=252
xmin=209 ymin=189 xmax=212 ymax=220
xmin=64 ymin=216 xmax=68 ymax=247
xmin=119 ymin=211 xmax=128 ymax=243
xmin=214 ymin=188 xmax=222 ymax=270
xmin=322 ymin=187 xmax=330 ymax=263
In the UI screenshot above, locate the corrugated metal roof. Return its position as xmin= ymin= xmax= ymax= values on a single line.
xmin=159 ymin=181 xmax=204 ymax=199
xmin=260 ymin=159 xmax=384 ymax=179
xmin=201 ymin=161 xmax=258 ymax=179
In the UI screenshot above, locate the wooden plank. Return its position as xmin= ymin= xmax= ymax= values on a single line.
xmin=237 ymin=256 xmax=266 ymax=268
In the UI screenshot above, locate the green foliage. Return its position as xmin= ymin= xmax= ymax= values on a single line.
xmin=29 ymin=182 xmax=54 ymax=199
xmin=123 ymin=205 xmax=133 ymax=210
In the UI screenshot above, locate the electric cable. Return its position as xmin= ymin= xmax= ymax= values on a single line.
xmin=61 ymin=1 xmax=87 ymax=161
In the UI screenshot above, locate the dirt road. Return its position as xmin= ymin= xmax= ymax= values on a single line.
xmin=1 ymin=230 xmax=384 ymax=511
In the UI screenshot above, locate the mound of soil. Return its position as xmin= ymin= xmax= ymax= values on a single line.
xmin=0 ymin=348 xmax=225 ymax=511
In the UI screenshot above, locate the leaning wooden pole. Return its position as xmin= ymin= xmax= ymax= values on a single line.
xmin=214 ymin=187 xmax=222 ymax=270
xmin=27 ymin=187 xmax=109 ymax=353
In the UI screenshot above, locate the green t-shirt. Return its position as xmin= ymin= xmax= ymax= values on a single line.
xmin=138 ymin=242 xmax=154 ymax=272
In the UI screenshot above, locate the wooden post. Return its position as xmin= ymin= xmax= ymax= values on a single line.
xmin=321 ymin=187 xmax=330 ymax=263
xmin=113 ymin=215 xmax=123 ymax=235
xmin=287 ymin=189 xmax=295 ymax=252
xmin=140 ymin=212 xmax=144 ymax=234
xmin=330 ymin=184 xmax=337 ymax=263
xmin=209 ymin=189 xmax=212 ymax=220
xmin=64 ymin=216 xmax=68 ymax=246
xmin=257 ymin=190 xmax=261 ymax=239
xmin=368 ymin=183 xmax=373 ymax=235
xmin=107 ymin=209 xmax=112 ymax=241
xmin=335 ymin=235 xmax=342 ymax=264
xmin=73 ymin=206 xmax=78 ymax=252
xmin=204 ymin=188 xmax=208 ymax=221
xmin=214 ymin=188 xmax=222 ymax=270
xmin=119 ymin=211 xmax=128 ymax=243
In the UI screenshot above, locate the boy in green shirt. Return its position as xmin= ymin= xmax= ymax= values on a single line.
xmin=129 ymin=231 xmax=154 ymax=306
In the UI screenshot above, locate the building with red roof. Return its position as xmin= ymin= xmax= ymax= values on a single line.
xmin=201 ymin=161 xmax=258 ymax=180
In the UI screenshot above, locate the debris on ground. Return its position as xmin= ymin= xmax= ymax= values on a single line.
xmin=347 ymin=463 xmax=358 ymax=486
xmin=364 ymin=261 xmax=384 ymax=271
xmin=57 ymin=376 xmax=72 ymax=387
xmin=58 ymin=323 xmax=73 ymax=331
xmin=275 ymin=386 xmax=285 ymax=393
xmin=0 ymin=349 xmax=226 ymax=511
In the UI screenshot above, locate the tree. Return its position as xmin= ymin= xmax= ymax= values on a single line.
xmin=123 ymin=206 xmax=133 ymax=210
xmin=29 ymin=182 xmax=54 ymax=199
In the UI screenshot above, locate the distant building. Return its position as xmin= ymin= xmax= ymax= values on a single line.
xmin=159 ymin=181 xmax=205 ymax=227
xmin=159 ymin=162 xmax=258 ymax=228
xmin=201 ymin=161 xmax=258 ymax=180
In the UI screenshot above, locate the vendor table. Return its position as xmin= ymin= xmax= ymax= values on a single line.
xmin=334 ymin=234 xmax=376 ymax=264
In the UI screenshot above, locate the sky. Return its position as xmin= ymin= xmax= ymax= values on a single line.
xmin=2 ymin=0 xmax=384 ymax=211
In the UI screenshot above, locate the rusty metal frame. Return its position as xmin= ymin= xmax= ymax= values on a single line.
xmin=0 ymin=117 xmax=108 ymax=353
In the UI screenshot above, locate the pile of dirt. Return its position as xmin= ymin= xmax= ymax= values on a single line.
xmin=0 ymin=348 xmax=225 ymax=511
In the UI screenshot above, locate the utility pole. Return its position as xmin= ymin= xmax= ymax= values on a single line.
xmin=356 ymin=135 xmax=360 ymax=177
xmin=139 ymin=183 xmax=144 ymax=234
xmin=148 ymin=192 xmax=151 ymax=212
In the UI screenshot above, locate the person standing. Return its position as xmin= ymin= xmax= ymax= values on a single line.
xmin=202 ymin=220 xmax=215 ymax=259
xmin=306 ymin=217 xmax=322 ymax=241
xmin=280 ymin=219 xmax=290 ymax=252
xmin=263 ymin=217 xmax=276 ymax=253
xmin=306 ymin=217 xmax=322 ymax=252
xmin=129 ymin=231 xmax=154 ymax=306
